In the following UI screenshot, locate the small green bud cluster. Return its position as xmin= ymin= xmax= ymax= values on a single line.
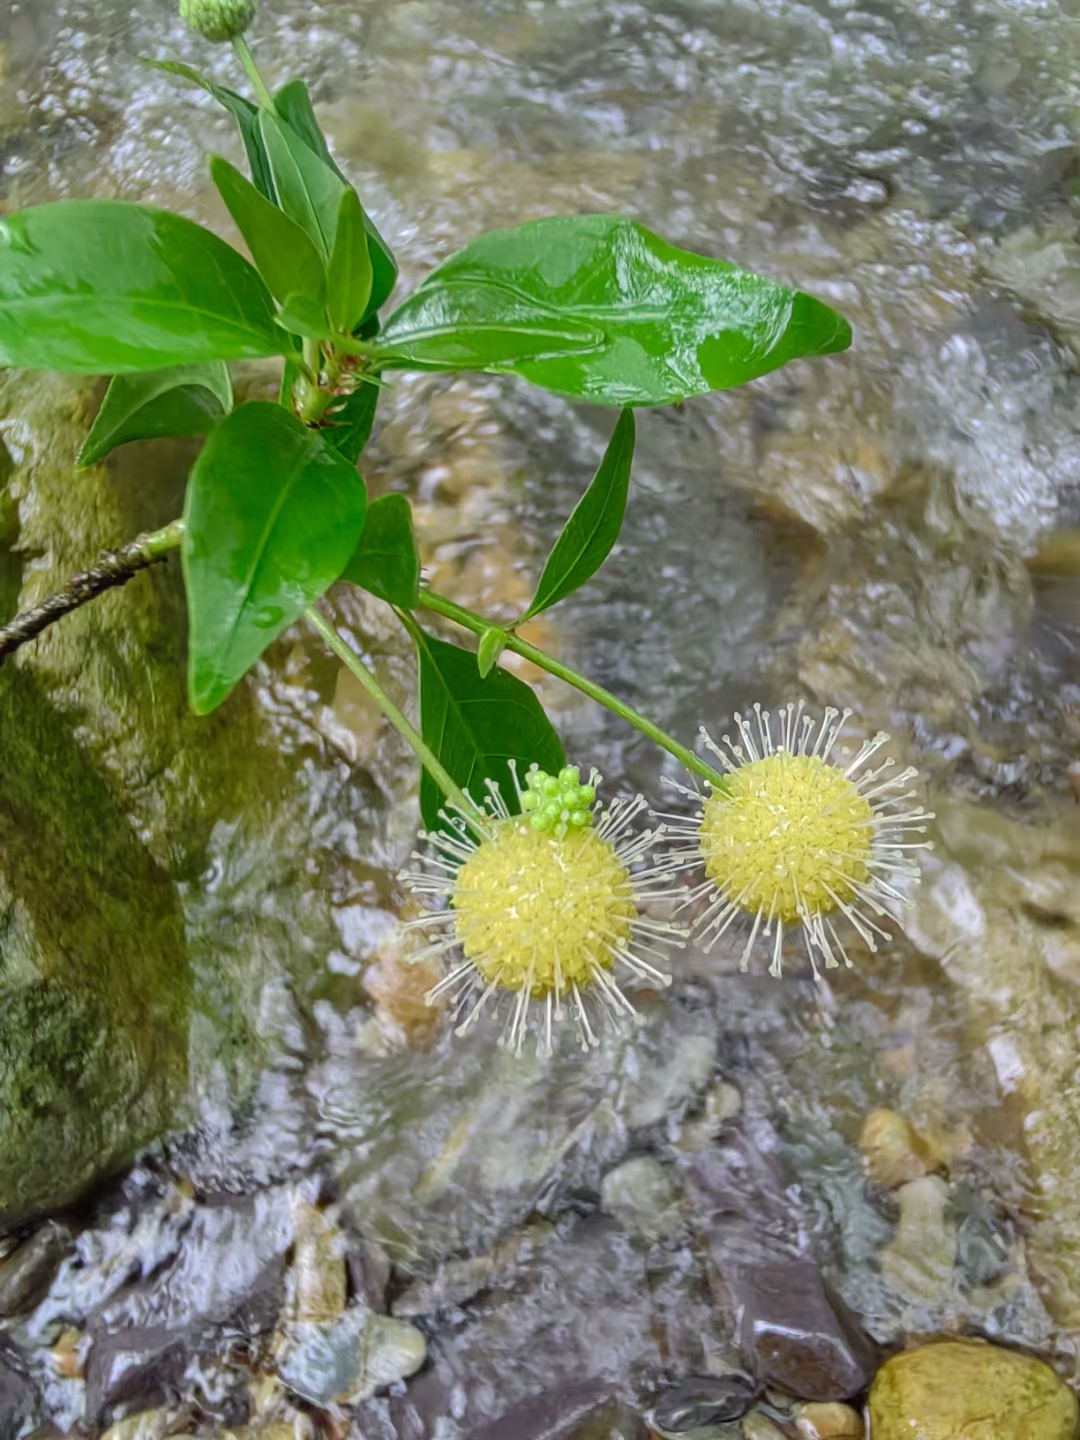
xmin=180 ymin=0 xmax=257 ymax=43
xmin=520 ymin=765 xmax=597 ymax=839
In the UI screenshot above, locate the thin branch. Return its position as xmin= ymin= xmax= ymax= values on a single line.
xmin=0 ymin=519 xmax=184 ymax=666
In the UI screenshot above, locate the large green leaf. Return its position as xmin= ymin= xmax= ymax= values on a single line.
xmin=342 ymin=493 xmax=419 ymax=607
xmin=143 ymin=60 xmax=273 ymax=198
xmin=183 ymin=402 xmax=367 ymax=714
xmin=413 ymin=629 xmax=565 ymax=832
xmin=211 ymin=155 xmax=327 ymax=311
xmin=378 ymin=215 xmax=851 ymax=405
xmin=525 ymin=408 xmax=634 ymax=618
xmin=77 ymin=362 xmax=232 ymax=467
xmin=0 ymin=201 xmax=284 ymax=375
xmin=259 ymin=109 xmax=346 ymax=261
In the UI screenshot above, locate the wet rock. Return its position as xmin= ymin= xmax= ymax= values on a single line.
xmin=285 ymin=1199 xmax=347 ymax=1323
xmin=470 ymin=1381 xmax=618 ymax=1440
xmin=793 ymin=1402 xmax=865 ymax=1439
xmin=276 ymin=1303 xmax=426 ymax=1406
xmin=728 ymin=1261 xmax=877 ymax=1401
xmin=600 ymin=1157 xmax=681 ymax=1243
xmin=858 ymin=1111 xmax=938 ymax=1191
xmin=85 ymin=1326 xmax=189 ymax=1423
xmin=650 ymin=1373 xmax=760 ymax=1430
xmin=879 ymin=1177 xmax=957 ymax=1312
xmin=0 ymin=1223 xmax=71 ymax=1316
xmin=0 ymin=1337 xmax=39 ymax=1434
xmin=101 ymin=1412 xmax=180 ymax=1440
xmin=868 ymin=1339 xmax=1078 ymax=1439
xmin=741 ymin=1418 xmax=787 ymax=1440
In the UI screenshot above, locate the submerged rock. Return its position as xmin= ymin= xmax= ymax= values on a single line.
xmin=868 ymin=1339 xmax=1078 ymax=1439
xmin=650 ymin=1372 xmax=760 ymax=1430
xmin=276 ymin=1304 xmax=426 ymax=1406
xmin=727 ymin=1260 xmax=877 ymax=1401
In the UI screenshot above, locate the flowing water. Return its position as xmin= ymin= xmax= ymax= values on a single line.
xmin=3 ymin=0 xmax=1080 ymax=1436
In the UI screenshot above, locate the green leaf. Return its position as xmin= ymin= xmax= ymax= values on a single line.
xmin=143 ymin=60 xmax=273 ymax=198
xmin=525 ymin=409 xmax=634 ymax=618
xmin=413 ymin=630 xmax=565 ymax=833
xmin=342 ymin=493 xmax=419 ymax=607
xmin=476 ymin=626 xmax=507 ymax=678
xmin=327 ymin=189 xmax=374 ymax=335
xmin=0 ymin=201 xmax=285 ymax=375
xmin=211 ymin=154 xmax=327 ymax=310
xmin=322 ymin=381 xmax=380 ymax=465
xmin=275 ymin=293 xmax=334 ymax=341
xmin=379 ymin=215 xmax=852 ymax=406
xmin=77 ymin=362 xmax=232 ymax=467
xmin=273 ymin=79 xmax=396 ymax=319
xmin=259 ymin=109 xmax=346 ymax=261
xmin=182 ymin=402 xmax=367 ymax=714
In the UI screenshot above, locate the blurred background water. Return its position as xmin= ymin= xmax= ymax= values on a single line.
xmin=2 ymin=1 xmax=1080 ymax=1436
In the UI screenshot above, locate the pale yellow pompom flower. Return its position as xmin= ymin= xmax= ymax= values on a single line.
xmin=663 ymin=703 xmax=933 ymax=977
xmin=401 ymin=763 xmax=684 ymax=1055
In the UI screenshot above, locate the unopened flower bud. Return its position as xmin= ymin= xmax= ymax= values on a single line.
xmin=180 ymin=0 xmax=257 ymax=43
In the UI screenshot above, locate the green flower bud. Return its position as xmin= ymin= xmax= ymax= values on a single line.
xmin=180 ymin=0 xmax=257 ymax=43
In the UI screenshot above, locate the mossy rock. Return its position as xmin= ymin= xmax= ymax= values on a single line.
xmin=869 ymin=1339 xmax=1079 ymax=1440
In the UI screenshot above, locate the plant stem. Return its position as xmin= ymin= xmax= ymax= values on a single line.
xmin=417 ymin=589 xmax=726 ymax=791
xmin=231 ymin=34 xmax=277 ymax=112
xmin=304 ymin=606 xmax=490 ymax=833
xmin=0 ymin=519 xmax=184 ymax=665
xmin=296 ymin=339 xmax=332 ymax=424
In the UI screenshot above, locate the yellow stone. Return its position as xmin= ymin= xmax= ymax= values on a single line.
xmin=794 ymin=1401 xmax=865 ymax=1438
xmin=858 ymin=1109 xmax=937 ymax=1189
xmin=869 ymin=1340 xmax=1078 ymax=1440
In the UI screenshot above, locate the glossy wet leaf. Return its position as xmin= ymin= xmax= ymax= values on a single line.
xmin=275 ymin=293 xmax=334 ymax=341
xmin=379 ymin=215 xmax=851 ymax=406
xmin=0 ymin=201 xmax=284 ymax=374
xmin=77 ymin=362 xmax=232 ymax=467
xmin=183 ymin=402 xmax=367 ymax=714
xmin=476 ymin=626 xmax=508 ymax=678
xmin=273 ymin=78 xmax=397 ymax=319
xmin=342 ymin=493 xmax=419 ymax=607
xmin=259 ymin=109 xmax=346 ymax=261
xmin=525 ymin=409 xmax=635 ymax=618
xmin=143 ymin=60 xmax=273 ymax=198
xmin=322 ymin=381 xmax=380 ymax=465
xmin=414 ymin=630 xmax=565 ymax=833
xmin=328 ymin=189 xmax=374 ymax=335
xmin=211 ymin=155 xmax=327 ymax=310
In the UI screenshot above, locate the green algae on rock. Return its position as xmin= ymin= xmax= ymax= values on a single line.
xmin=868 ymin=1339 xmax=1079 ymax=1440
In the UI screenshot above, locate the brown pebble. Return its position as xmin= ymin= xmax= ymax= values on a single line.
xmin=794 ymin=1400 xmax=865 ymax=1438
xmin=858 ymin=1109 xmax=937 ymax=1189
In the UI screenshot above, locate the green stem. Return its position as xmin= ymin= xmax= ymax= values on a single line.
xmin=232 ymin=34 xmax=277 ymax=112
xmin=417 ymin=590 xmax=726 ymax=790
xmin=296 ymin=339 xmax=331 ymax=425
xmin=304 ymin=606 xmax=490 ymax=833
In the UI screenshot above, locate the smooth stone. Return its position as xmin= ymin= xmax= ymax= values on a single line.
xmin=600 ymin=1157 xmax=681 ymax=1243
xmin=879 ymin=1176 xmax=957 ymax=1307
xmin=0 ymin=1222 xmax=70 ymax=1316
xmin=858 ymin=1110 xmax=937 ymax=1190
xmin=277 ymin=1304 xmax=426 ymax=1405
xmin=793 ymin=1401 xmax=865 ymax=1438
xmin=101 ymin=1412 xmax=179 ymax=1440
xmin=0 ymin=1337 xmax=39 ymax=1434
xmin=741 ymin=1418 xmax=787 ymax=1440
xmin=470 ymin=1382 xmax=618 ymax=1440
xmin=85 ymin=1327 xmax=190 ymax=1423
xmin=728 ymin=1260 xmax=877 ymax=1401
xmin=651 ymin=1372 xmax=760 ymax=1430
xmin=868 ymin=1339 xmax=1079 ymax=1439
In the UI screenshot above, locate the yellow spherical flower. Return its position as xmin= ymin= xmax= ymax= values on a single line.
xmin=665 ymin=703 xmax=933 ymax=977
xmin=402 ymin=763 xmax=683 ymax=1055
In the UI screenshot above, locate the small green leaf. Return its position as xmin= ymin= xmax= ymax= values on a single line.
xmin=259 ymin=109 xmax=346 ymax=261
xmin=183 ymin=401 xmax=367 ymax=714
xmin=342 ymin=493 xmax=419 ymax=607
xmin=211 ymin=155 xmax=327 ymax=310
xmin=275 ymin=293 xmax=333 ymax=341
xmin=413 ymin=630 xmax=565 ymax=833
xmin=322 ymin=381 xmax=380 ymax=465
xmin=525 ymin=409 xmax=634 ymax=619
xmin=379 ymin=215 xmax=851 ymax=405
xmin=77 ymin=363 xmax=232 ymax=467
xmin=476 ymin=626 xmax=508 ymax=678
xmin=0 ymin=201 xmax=284 ymax=375
xmin=327 ymin=189 xmax=374 ymax=336
xmin=272 ymin=78 xmax=396 ymax=319
xmin=143 ymin=59 xmax=273 ymax=198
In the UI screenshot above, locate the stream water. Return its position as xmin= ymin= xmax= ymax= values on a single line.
xmin=3 ymin=0 xmax=1080 ymax=1437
